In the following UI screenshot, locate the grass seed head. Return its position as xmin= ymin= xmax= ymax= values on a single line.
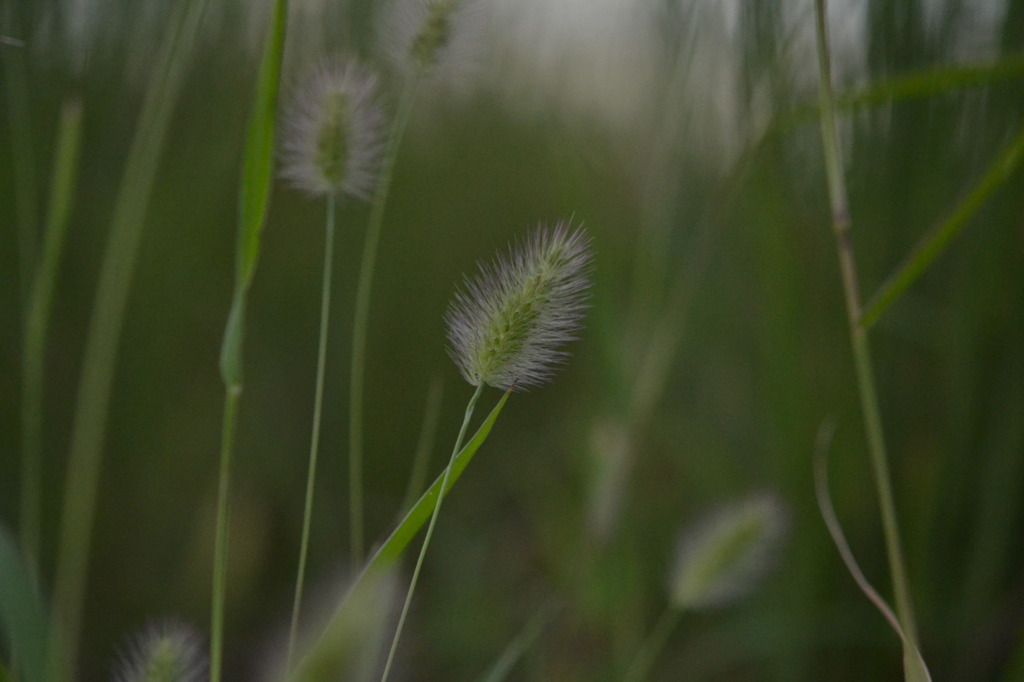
xmin=113 ymin=620 xmax=206 ymax=682
xmin=669 ymin=493 xmax=788 ymax=611
xmin=280 ymin=58 xmax=386 ymax=199
xmin=445 ymin=221 xmax=593 ymax=391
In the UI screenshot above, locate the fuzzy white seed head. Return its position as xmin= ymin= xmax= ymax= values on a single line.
xmin=379 ymin=0 xmax=483 ymax=81
xmin=445 ymin=222 xmax=593 ymax=391
xmin=113 ymin=620 xmax=206 ymax=682
xmin=669 ymin=493 xmax=788 ymax=611
xmin=280 ymin=58 xmax=386 ymax=199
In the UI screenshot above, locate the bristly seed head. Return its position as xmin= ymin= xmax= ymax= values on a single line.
xmin=113 ymin=620 xmax=206 ymax=682
xmin=668 ymin=493 xmax=788 ymax=611
xmin=445 ymin=222 xmax=593 ymax=391
xmin=380 ymin=0 xmax=481 ymax=81
xmin=280 ymin=58 xmax=385 ymax=199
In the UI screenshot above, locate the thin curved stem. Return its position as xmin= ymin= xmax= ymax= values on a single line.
xmin=813 ymin=0 xmax=921 ymax=660
xmin=380 ymin=382 xmax=486 ymax=681
xmin=286 ymin=196 xmax=338 ymax=669
xmin=348 ymin=73 xmax=422 ymax=567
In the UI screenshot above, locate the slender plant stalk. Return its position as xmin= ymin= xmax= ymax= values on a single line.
xmin=399 ymin=377 xmax=445 ymax=514
xmin=286 ymin=197 xmax=339 ymax=668
xmin=380 ymin=382 xmax=486 ymax=681
xmin=290 ymin=391 xmax=509 ymax=676
xmin=348 ymin=73 xmax=422 ymax=566
xmin=20 ymin=98 xmax=83 ymax=565
xmin=813 ymin=0 xmax=922 ymax=660
xmin=209 ymin=0 xmax=289 ymax=678
xmin=862 ymin=120 xmax=1024 ymax=328
xmin=210 ymin=387 xmax=239 ymax=682
xmin=48 ymin=1 xmax=208 ymax=676
xmin=623 ymin=608 xmax=682 ymax=682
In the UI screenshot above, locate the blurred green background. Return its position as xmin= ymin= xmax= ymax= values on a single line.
xmin=2 ymin=0 xmax=1023 ymax=679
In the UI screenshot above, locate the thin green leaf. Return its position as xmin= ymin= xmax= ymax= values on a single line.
xmin=367 ymin=389 xmax=510 ymax=573
xmin=292 ymin=391 xmax=510 ymax=674
xmin=779 ymin=52 xmax=1024 ymax=129
xmin=862 ymin=120 xmax=1024 ymax=328
xmin=219 ymin=0 xmax=289 ymax=390
xmin=21 ymin=97 xmax=84 ymax=563
xmin=0 ymin=526 xmax=50 ymax=682
xmin=50 ymin=0 xmax=211 ymax=673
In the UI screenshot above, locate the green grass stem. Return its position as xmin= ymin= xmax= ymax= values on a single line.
xmin=380 ymin=382 xmax=486 ymax=681
xmin=210 ymin=388 xmax=239 ymax=682
xmin=399 ymin=377 xmax=445 ymax=515
xmin=862 ymin=120 xmax=1024 ymax=328
xmin=48 ymin=1 xmax=208 ymax=675
xmin=286 ymin=197 xmax=339 ymax=670
xmin=813 ymin=1 xmax=927 ymax=678
xmin=291 ymin=390 xmax=509 ymax=678
xmin=622 ymin=608 xmax=682 ymax=682
xmin=210 ymin=1 xmax=289 ymax=679
xmin=348 ymin=73 xmax=422 ymax=567
xmin=19 ymin=98 xmax=83 ymax=565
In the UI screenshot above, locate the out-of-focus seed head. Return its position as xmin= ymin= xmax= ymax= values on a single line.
xmin=379 ymin=0 xmax=483 ymax=81
xmin=113 ymin=620 xmax=206 ymax=682
xmin=669 ymin=493 xmax=788 ymax=611
xmin=279 ymin=58 xmax=385 ymax=199
xmin=445 ymin=222 xmax=593 ymax=391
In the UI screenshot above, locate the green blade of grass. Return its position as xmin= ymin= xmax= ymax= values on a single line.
xmin=50 ymin=0 xmax=210 ymax=675
xmin=20 ymin=97 xmax=83 ymax=565
xmin=861 ymin=119 xmax=1024 ymax=328
xmin=0 ymin=526 xmax=50 ymax=682
xmin=291 ymin=390 xmax=510 ymax=677
xmin=778 ymin=52 xmax=1024 ymax=130
xmin=210 ymin=1 xmax=289 ymax=681
xmin=219 ymin=0 xmax=289 ymax=390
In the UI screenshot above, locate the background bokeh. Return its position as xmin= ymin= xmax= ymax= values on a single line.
xmin=2 ymin=0 xmax=1023 ymax=679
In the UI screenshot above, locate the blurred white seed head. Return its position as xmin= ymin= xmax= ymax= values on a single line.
xmin=379 ymin=0 xmax=483 ymax=81
xmin=113 ymin=620 xmax=206 ymax=682
xmin=445 ymin=222 xmax=592 ymax=391
xmin=669 ymin=493 xmax=788 ymax=611
xmin=280 ymin=58 xmax=386 ymax=199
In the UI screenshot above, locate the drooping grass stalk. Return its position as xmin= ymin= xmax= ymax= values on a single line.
xmin=48 ymin=1 xmax=209 ymax=675
xmin=622 ymin=608 xmax=682 ymax=682
xmin=862 ymin=120 xmax=1024 ymax=328
xmin=399 ymin=377 xmax=445 ymax=514
xmin=286 ymin=197 xmax=339 ymax=670
xmin=380 ymin=382 xmax=485 ymax=682
xmin=348 ymin=74 xmax=422 ymax=566
xmin=812 ymin=0 xmax=925 ymax=675
xmin=210 ymin=0 xmax=289 ymax=679
xmin=478 ymin=605 xmax=554 ymax=682
xmin=19 ymin=98 xmax=83 ymax=566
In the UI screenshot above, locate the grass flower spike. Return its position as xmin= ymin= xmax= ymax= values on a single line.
xmin=446 ymin=222 xmax=593 ymax=390
xmin=114 ymin=621 xmax=206 ymax=682
xmin=381 ymin=0 xmax=481 ymax=79
xmin=381 ymin=222 xmax=592 ymax=680
xmin=280 ymin=58 xmax=385 ymax=199
xmin=669 ymin=493 xmax=787 ymax=611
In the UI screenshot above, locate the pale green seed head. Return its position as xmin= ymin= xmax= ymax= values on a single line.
xmin=445 ymin=222 xmax=592 ymax=390
xmin=113 ymin=621 xmax=206 ymax=682
xmin=669 ymin=494 xmax=788 ymax=611
xmin=280 ymin=58 xmax=385 ymax=199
